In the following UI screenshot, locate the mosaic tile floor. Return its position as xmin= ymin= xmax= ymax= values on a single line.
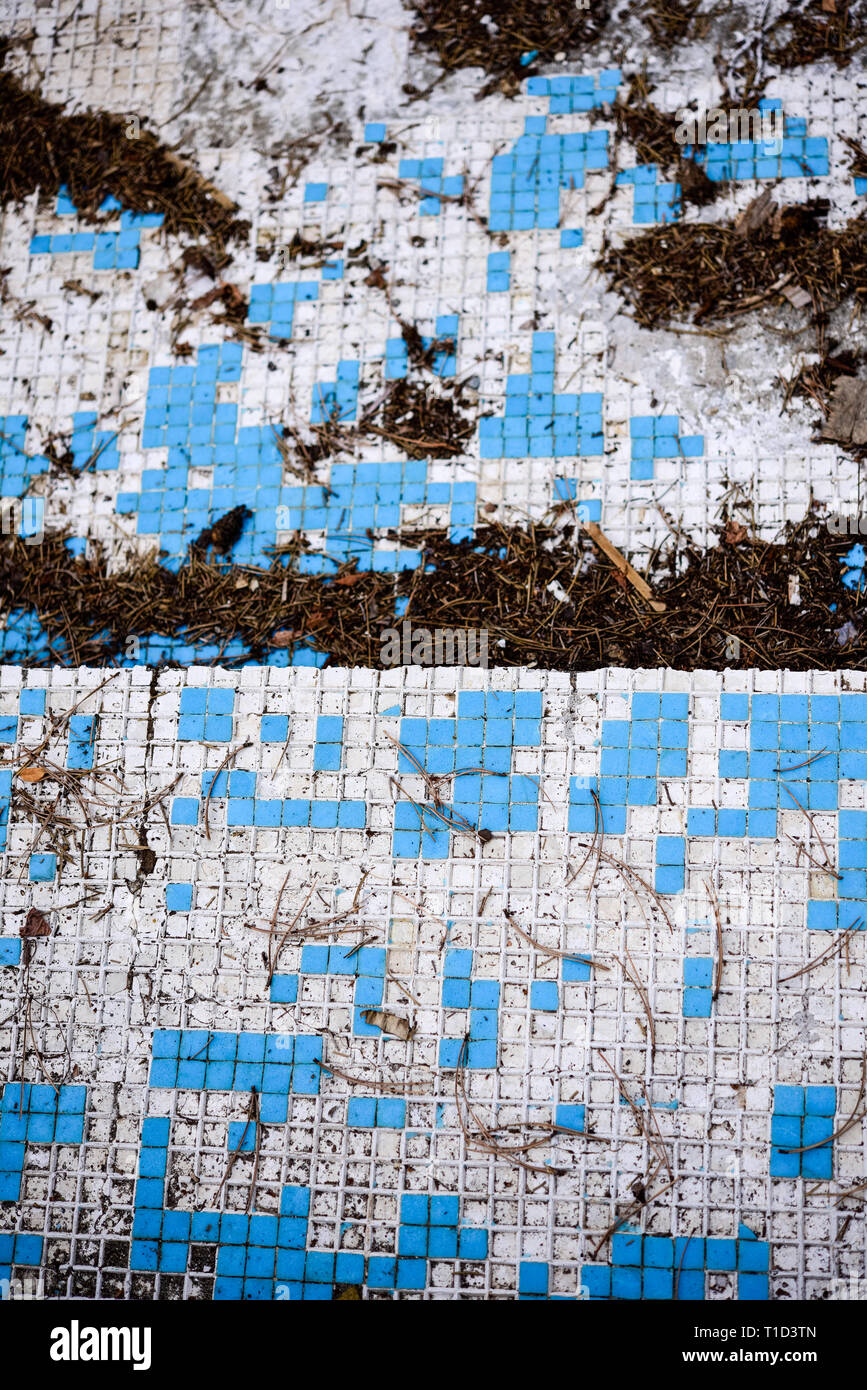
xmin=1 ymin=667 xmax=866 ymax=1300
xmin=1 ymin=0 xmax=867 ymax=1300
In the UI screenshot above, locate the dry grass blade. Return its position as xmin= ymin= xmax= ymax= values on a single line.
xmin=706 ymin=879 xmax=724 ymax=1002
xmin=779 ymin=921 xmax=862 ymax=983
xmin=267 ymin=883 xmax=316 ymax=986
xmin=452 ymin=1037 xmax=576 ymax=1175
xmin=203 ymin=740 xmax=251 ymax=840
xmin=503 ymin=907 xmax=608 ymax=969
xmin=315 ymin=1058 xmax=433 ymax=1096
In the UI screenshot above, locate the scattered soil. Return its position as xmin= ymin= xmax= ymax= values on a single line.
xmin=0 ymin=39 xmax=248 ymax=268
xmin=783 ymin=345 xmax=867 ymax=460
xmin=1 ymin=511 xmax=862 ymax=670
xmin=407 ymin=0 xmax=610 ymax=98
xmin=844 ymin=135 xmax=867 ymax=181
xmin=639 ymin=0 xmax=705 ymax=49
xmin=274 ymin=372 xmax=477 ymax=473
xmin=191 ymin=505 xmax=253 ymax=558
xmin=274 ymin=309 xmax=476 ymax=469
xmin=598 ymin=192 xmax=867 ymax=459
xmin=766 ymin=0 xmax=867 ymax=70
xmin=596 ymin=198 xmax=865 ymax=329
xmin=368 ymin=378 xmax=476 ymax=458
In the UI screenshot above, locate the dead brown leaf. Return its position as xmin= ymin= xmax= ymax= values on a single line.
xmin=824 ymin=377 xmax=867 ymax=446
xmin=724 ymin=520 xmax=748 ymax=545
xmin=22 ymin=907 xmax=51 ymax=938
xmin=17 ymin=766 xmax=46 ymax=783
xmin=360 ymin=1008 xmax=415 ymax=1040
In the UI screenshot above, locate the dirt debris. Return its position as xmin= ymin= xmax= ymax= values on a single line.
xmin=766 ymin=0 xmax=867 ymax=70
xmin=0 ymin=509 xmax=863 ymax=670
xmin=0 ymin=38 xmax=249 ymax=267
xmin=406 ymin=0 xmax=610 ymax=98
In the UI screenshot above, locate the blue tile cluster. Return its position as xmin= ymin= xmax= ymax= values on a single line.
xmin=479 ymin=333 xmax=603 ymax=459
xmin=120 ymin=343 xmax=303 ymax=570
xmin=281 ymin=461 xmax=475 ymax=574
xmin=260 ymin=714 xmax=289 ymax=742
xmin=582 ymin=1225 xmax=769 ymax=1300
xmin=683 ymin=957 xmax=713 ymax=1017
xmin=0 ymin=937 xmax=21 ymax=966
xmin=121 ymin=630 xmax=278 ymax=667
xmin=283 ymin=942 xmax=386 ymax=1037
xmin=394 ymin=690 xmax=543 ymax=857
xmin=19 ymin=689 xmax=45 ymax=716
xmin=561 ymin=954 xmax=591 ymax=986
xmin=841 ymin=541 xmax=866 ymax=590
xmin=619 ymin=106 xmax=828 ymax=226
xmin=439 ymin=950 xmax=500 ymax=1068
xmin=770 ymin=1085 xmax=835 ymax=1179
xmin=29 ymin=852 xmax=56 ymax=881
xmin=173 ymin=767 xmax=366 ymax=833
xmin=178 ymin=686 xmax=235 ymax=741
xmin=147 ymin=1028 xmax=323 ymax=1100
xmin=630 ymin=415 xmax=704 ymax=479
xmin=489 ymin=123 xmax=609 ymax=231
xmin=616 ymin=166 xmax=681 ymax=224
xmin=686 ymin=110 xmax=828 ymax=183
xmin=525 ymin=69 xmax=620 ymax=113
xmin=171 ymin=708 xmax=367 ymax=836
xmin=398 ymin=1194 xmax=488 ymax=1268
xmin=0 ymin=1230 xmax=42 ymax=1279
xmin=812 ymin=810 xmax=867 ymax=931
xmin=67 ymin=715 xmax=96 ymax=769
xmin=570 ymin=692 xmax=689 ymax=835
xmin=347 ymin=1096 xmax=406 ymax=1127
xmin=310 ymin=362 xmax=359 ymax=423
xmin=518 ymin=1261 xmax=554 ymax=1299
xmin=655 ymin=834 xmax=685 ymax=894
xmin=0 ymin=415 xmax=49 ymax=500
xmin=118 ymin=317 xmax=477 ymax=586
xmin=29 ymin=188 xmax=163 ymax=269
xmin=556 ymin=1102 xmax=586 ymax=1130
xmin=531 ymin=979 xmax=558 ymax=1010
xmin=396 ymin=158 xmax=463 ymax=214
xmin=0 ymin=610 xmax=64 ymax=663
xmin=313 ymin=715 xmax=345 ymax=770
xmin=688 ymin=693 xmax=867 ymax=844
xmin=247 ymin=282 xmax=319 ymax=340
xmin=486 ymin=250 xmax=510 ymax=292
xmin=0 ymin=1082 xmax=86 ymax=1202
xmin=133 ymin=1113 xmax=329 ymax=1298
xmin=165 ymin=882 xmax=193 ymax=911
